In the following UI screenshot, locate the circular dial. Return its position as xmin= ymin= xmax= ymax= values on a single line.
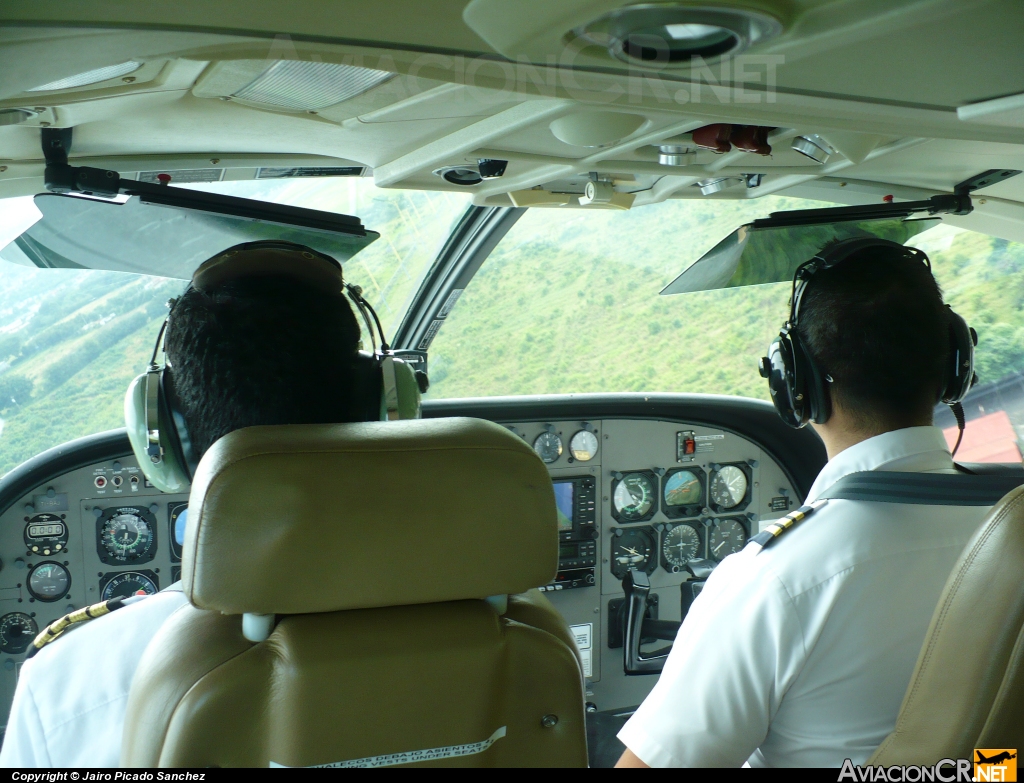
xmin=100 ymin=508 xmax=155 ymax=563
xmin=663 ymin=470 xmax=703 ymax=508
xmin=0 ymin=612 xmax=38 ymax=654
xmin=569 ymin=430 xmax=599 ymax=461
xmin=101 ymin=571 xmax=158 ymax=601
xmin=27 ymin=561 xmax=70 ymax=602
xmin=709 ymin=518 xmax=748 ymax=561
xmin=710 ymin=465 xmax=749 ymax=509
xmin=532 ymin=431 xmax=563 ymax=464
xmin=610 ymin=527 xmax=656 ymax=579
xmin=663 ymin=524 xmax=701 ymax=569
xmin=613 ymin=473 xmax=656 ymax=521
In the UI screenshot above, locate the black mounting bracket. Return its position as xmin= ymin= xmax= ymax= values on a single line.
xmin=953 ymin=169 xmax=1021 ymax=196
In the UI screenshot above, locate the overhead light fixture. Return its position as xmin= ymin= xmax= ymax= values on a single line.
xmin=657 ymin=144 xmax=692 ymax=166
xmin=28 ymin=61 xmax=142 ymax=92
xmin=433 ymin=165 xmax=483 ymax=186
xmin=576 ymin=4 xmax=781 ymax=68
xmin=696 ymin=177 xmax=743 ymax=196
xmin=791 ymin=134 xmax=834 ymax=164
xmin=232 ymin=60 xmax=394 ymax=111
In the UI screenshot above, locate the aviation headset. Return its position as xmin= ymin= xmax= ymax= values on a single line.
xmin=124 ymin=241 xmax=423 ymax=493
xmin=758 ymin=237 xmax=977 ymax=430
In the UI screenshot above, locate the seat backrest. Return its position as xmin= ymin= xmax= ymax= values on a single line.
xmin=122 ymin=417 xmax=587 ymax=768
xmin=870 ymin=485 xmax=1024 ymax=764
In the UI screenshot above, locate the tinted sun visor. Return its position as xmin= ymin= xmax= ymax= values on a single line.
xmin=0 ymin=192 xmax=378 ymax=279
xmin=660 ymin=217 xmax=939 ymax=295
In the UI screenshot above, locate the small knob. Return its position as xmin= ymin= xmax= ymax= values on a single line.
xmin=112 ymin=461 xmax=122 ymax=471
xmin=13 ymin=558 xmax=25 ymax=570
xmin=46 ymin=487 xmax=56 ymax=498
xmin=654 ymin=467 xmax=665 ymax=477
xmin=779 ymin=488 xmax=789 ymax=496
xmin=541 ymin=714 xmax=559 ymax=728
xmin=24 ymin=504 xmax=34 ymax=514
xmin=747 ymin=459 xmax=759 ymax=468
xmin=93 ymin=508 xmax=103 ymax=518
xmin=149 ymin=504 xmax=159 ymax=514
xmin=3 ymin=660 xmax=13 ymax=671
xmin=612 ymin=471 xmax=623 ymax=481
xmin=544 ymin=423 xmax=555 ymax=433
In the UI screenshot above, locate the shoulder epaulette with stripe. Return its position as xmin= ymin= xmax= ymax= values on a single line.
xmin=746 ymin=499 xmax=829 ymax=553
xmin=27 ymin=598 xmax=131 ymax=659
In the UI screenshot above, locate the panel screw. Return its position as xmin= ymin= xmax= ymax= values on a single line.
xmin=0 ymin=166 xmax=7 ymax=173
xmin=541 ymin=714 xmax=559 ymax=728
xmin=122 ymin=76 xmax=136 ymax=83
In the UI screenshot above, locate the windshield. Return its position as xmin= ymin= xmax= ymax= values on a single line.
xmin=428 ymin=199 xmax=1024 ymax=463
xmin=0 ymin=178 xmax=468 ymax=475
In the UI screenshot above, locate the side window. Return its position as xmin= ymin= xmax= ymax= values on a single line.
xmin=913 ymin=226 xmax=1024 ymax=461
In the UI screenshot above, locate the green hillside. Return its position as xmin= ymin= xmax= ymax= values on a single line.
xmin=2 ymin=182 xmax=1024 ymax=477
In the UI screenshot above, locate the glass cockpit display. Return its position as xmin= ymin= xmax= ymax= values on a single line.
xmin=611 ymin=471 xmax=657 ymax=522
xmin=168 ymin=502 xmax=188 ymax=562
xmin=552 ymin=482 xmax=574 ymax=532
xmin=97 ymin=506 xmax=157 ymax=565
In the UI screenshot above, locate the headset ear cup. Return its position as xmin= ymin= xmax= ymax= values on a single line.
xmin=124 ymin=372 xmax=190 ymax=493
xmin=160 ymin=368 xmax=197 ymax=479
xmin=942 ymin=307 xmax=976 ymax=404
xmin=763 ymin=334 xmax=805 ymax=428
xmin=793 ymin=337 xmax=831 ymax=425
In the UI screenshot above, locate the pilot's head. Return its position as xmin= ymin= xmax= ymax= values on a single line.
xmin=797 ymin=241 xmax=950 ymax=431
xmin=163 ymin=246 xmax=365 ymax=461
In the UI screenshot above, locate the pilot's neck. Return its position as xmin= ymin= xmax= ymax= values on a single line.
xmin=811 ymin=407 xmax=933 ymax=461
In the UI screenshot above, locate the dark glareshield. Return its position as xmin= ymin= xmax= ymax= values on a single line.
xmin=660 ymin=217 xmax=939 ymax=295
xmin=0 ymin=192 xmax=379 ymax=279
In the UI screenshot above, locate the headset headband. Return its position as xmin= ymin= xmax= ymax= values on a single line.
xmin=788 ymin=237 xmax=930 ymax=327
xmin=192 ymin=241 xmax=345 ymax=295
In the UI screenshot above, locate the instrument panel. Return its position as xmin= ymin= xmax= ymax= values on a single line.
xmin=507 ymin=417 xmax=799 ymax=713
xmin=0 ymin=410 xmax=802 ymax=733
xmin=0 ymin=456 xmax=187 ymax=727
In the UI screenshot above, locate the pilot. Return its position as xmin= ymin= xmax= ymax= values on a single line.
xmin=0 ymin=242 xmax=375 ymax=767
xmin=616 ymin=239 xmax=986 ymax=767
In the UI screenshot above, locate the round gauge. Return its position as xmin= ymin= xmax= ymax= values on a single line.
xmin=101 ymin=571 xmax=158 ymax=601
xmin=709 ymin=518 xmax=748 ymax=561
xmin=663 ymin=470 xmax=703 ymax=508
xmin=98 ymin=507 xmax=156 ymax=564
xmin=612 ymin=473 xmax=656 ymax=521
xmin=710 ymin=465 xmax=749 ymax=510
xmin=662 ymin=524 xmax=701 ymax=570
xmin=27 ymin=561 xmax=71 ymax=602
xmin=0 ymin=612 xmax=38 ymax=654
xmin=532 ymin=431 xmax=563 ymax=464
xmin=569 ymin=430 xmax=599 ymax=461
xmin=610 ymin=527 xmax=656 ymax=579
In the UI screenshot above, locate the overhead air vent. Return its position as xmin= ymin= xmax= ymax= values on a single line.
xmin=576 ymin=5 xmax=781 ymax=67
xmin=28 ymin=61 xmax=142 ymax=92
xmin=232 ymin=61 xmax=395 ymax=111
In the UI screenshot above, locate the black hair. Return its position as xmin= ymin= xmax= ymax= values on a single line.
xmin=797 ymin=244 xmax=950 ymax=426
xmin=164 ymin=275 xmax=366 ymax=458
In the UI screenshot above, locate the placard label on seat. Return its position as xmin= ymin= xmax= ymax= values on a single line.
xmin=270 ymin=726 xmax=508 ymax=768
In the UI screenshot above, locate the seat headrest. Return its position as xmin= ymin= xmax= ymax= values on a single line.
xmin=182 ymin=418 xmax=558 ymax=615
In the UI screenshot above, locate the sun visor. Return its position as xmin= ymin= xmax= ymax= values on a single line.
xmin=660 ymin=217 xmax=939 ymax=295
xmin=0 ymin=192 xmax=378 ymax=279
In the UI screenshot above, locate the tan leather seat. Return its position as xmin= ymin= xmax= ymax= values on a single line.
xmin=121 ymin=417 xmax=587 ymax=768
xmin=870 ymin=485 xmax=1024 ymax=764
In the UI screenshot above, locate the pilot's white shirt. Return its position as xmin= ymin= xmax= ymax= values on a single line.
xmin=0 ymin=584 xmax=189 ymax=767
xmin=618 ymin=426 xmax=990 ymax=768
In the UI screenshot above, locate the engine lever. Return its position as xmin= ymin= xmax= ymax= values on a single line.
xmin=623 ymin=569 xmax=675 ymax=675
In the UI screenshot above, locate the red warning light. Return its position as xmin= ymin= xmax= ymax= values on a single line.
xmin=684 ymin=438 xmax=696 ymax=455
xmin=156 ymin=173 xmax=172 ymax=185
xmin=882 ymin=194 xmax=894 ymax=203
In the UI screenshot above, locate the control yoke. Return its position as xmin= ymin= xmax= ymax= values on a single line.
xmin=622 ymin=559 xmax=715 ymax=675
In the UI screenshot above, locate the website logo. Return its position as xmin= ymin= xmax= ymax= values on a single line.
xmin=975 ymin=749 xmax=1017 ymax=782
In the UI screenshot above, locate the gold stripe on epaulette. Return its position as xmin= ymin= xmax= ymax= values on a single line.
xmin=26 ymin=598 xmax=124 ymax=658
xmin=747 ymin=499 xmax=829 ymax=553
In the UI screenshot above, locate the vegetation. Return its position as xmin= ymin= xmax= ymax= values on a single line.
xmin=2 ymin=182 xmax=1023 ymax=477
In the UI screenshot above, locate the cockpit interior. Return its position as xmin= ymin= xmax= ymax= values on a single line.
xmin=2 ymin=0 xmax=1024 ymax=769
